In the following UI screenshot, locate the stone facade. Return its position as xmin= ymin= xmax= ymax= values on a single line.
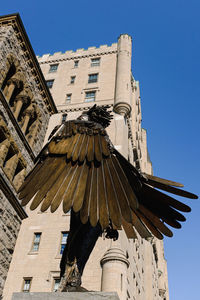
xmin=3 ymin=32 xmax=169 ymax=300
xmin=0 ymin=14 xmax=57 ymax=298
xmin=0 ymin=190 xmax=22 ymax=296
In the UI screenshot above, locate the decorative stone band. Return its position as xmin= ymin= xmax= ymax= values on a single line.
xmin=113 ymin=102 xmax=131 ymax=117
xmin=58 ymin=104 xmax=113 ymax=114
xmin=100 ymin=247 xmax=130 ymax=268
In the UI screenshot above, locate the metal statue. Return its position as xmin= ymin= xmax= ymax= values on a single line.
xmin=18 ymin=105 xmax=198 ymax=291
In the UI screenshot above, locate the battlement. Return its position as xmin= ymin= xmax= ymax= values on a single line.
xmin=37 ymin=43 xmax=117 ymax=63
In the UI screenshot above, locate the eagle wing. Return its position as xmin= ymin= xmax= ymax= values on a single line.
xmin=18 ymin=120 xmax=198 ymax=240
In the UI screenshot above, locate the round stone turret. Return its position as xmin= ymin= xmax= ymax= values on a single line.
xmin=100 ymin=247 xmax=129 ymax=299
xmin=114 ymin=34 xmax=132 ymax=116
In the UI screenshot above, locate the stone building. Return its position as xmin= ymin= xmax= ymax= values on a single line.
xmin=2 ymin=14 xmax=169 ymax=300
xmin=0 ymin=13 xmax=57 ymax=297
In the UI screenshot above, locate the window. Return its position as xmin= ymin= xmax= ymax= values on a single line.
xmin=32 ymin=233 xmax=41 ymax=252
xmin=88 ymin=73 xmax=98 ymax=83
xmin=46 ymin=80 xmax=54 ymax=89
xmin=85 ymin=91 xmax=96 ymax=102
xmin=70 ymin=76 xmax=76 ymax=84
xmin=62 ymin=114 xmax=67 ymax=123
xmin=53 ymin=278 xmax=60 ymax=292
xmin=22 ymin=278 xmax=32 ymax=292
xmin=60 ymin=232 xmax=68 ymax=255
xmin=66 ymin=94 xmax=71 ymax=103
xmin=49 ymin=64 xmax=58 ymax=73
xmin=74 ymin=60 xmax=79 ymax=68
xmin=91 ymin=58 xmax=100 ymax=67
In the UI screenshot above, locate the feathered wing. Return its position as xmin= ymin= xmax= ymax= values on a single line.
xmin=18 ymin=120 xmax=198 ymax=240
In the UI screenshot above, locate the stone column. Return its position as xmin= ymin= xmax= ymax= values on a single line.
xmin=21 ymin=105 xmax=35 ymax=134
xmin=3 ymin=76 xmax=21 ymax=102
xmin=28 ymin=120 xmax=40 ymax=147
xmin=0 ymin=139 xmax=10 ymax=166
xmin=13 ymin=168 xmax=26 ymax=191
xmin=114 ymin=34 xmax=132 ymax=116
xmin=14 ymin=94 xmax=29 ymax=119
xmin=4 ymin=153 xmax=19 ymax=181
xmin=100 ymin=247 xmax=129 ymax=300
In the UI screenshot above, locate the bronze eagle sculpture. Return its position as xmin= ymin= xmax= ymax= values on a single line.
xmin=18 ymin=105 xmax=198 ymax=291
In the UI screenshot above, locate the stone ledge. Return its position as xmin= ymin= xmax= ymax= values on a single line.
xmin=12 ymin=292 xmax=120 ymax=300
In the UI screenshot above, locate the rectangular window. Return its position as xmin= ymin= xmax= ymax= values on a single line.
xmin=66 ymin=94 xmax=71 ymax=103
xmin=91 ymin=58 xmax=100 ymax=67
xmin=32 ymin=233 xmax=41 ymax=252
xmin=74 ymin=60 xmax=79 ymax=68
xmin=88 ymin=73 xmax=98 ymax=83
xmin=53 ymin=278 xmax=60 ymax=292
xmin=22 ymin=278 xmax=32 ymax=292
xmin=46 ymin=80 xmax=54 ymax=89
xmin=49 ymin=64 xmax=58 ymax=73
xmin=60 ymin=232 xmax=68 ymax=255
xmin=62 ymin=113 xmax=67 ymax=123
xmin=70 ymin=76 xmax=76 ymax=84
xmin=85 ymin=91 xmax=96 ymax=102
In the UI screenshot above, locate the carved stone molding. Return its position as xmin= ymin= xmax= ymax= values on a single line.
xmin=100 ymin=247 xmax=130 ymax=268
xmin=113 ymin=102 xmax=131 ymax=116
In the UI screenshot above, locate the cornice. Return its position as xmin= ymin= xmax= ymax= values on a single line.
xmin=57 ymin=103 xmax=113 ymax=114
xmin=38 ymin=50 xmax=118 ymax=65
xmin=0 ymin=13 xmax=57 ymax=114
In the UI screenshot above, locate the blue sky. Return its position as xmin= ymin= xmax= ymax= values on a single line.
xmin=1 ymin=1 xmax=200 ymax=299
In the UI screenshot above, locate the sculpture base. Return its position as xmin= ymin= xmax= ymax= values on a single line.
xmin=12 ymin=292 xmax=120 ymax=300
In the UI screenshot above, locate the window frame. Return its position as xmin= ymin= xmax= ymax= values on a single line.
xmin=60 ymin=231 xmax=69 ymax=255
xmin=62 ymin=114 xmax=67 ymax=123
xmin=91 ymin=57 xmax=100 ymax=67
xmin=49 ymin=64 xmax=58 ymax=73
xmin=66 ymin=93 xmax=72 ymax=103
xmin=22 ymin=278 xmax=32 ymax=293
xmin=53 ymin=278 xmax=60 ymax=292
xmin=88 ymin=73 xmax=98 ymax=83
xmin=46 ymin=79 xmax=54 ymax=89
xmin=85 ymin=91 xmax=96 ymax=102
xmin=74 ymin=60 xmax=79 ymax=68
xmin=70 ymin=76 xmax=76 ymax=84
xmin=31 ymin=232 xmax=42 ymax=252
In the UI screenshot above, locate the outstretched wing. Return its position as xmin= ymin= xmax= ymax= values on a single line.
xmin=18 ymin=120 xmax=198 ymax=240
xmin=19 ymin=120 xmax=137 ymax=229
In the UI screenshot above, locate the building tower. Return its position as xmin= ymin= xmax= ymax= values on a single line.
xmin=2 ymin=15 xmax=169 ymax=300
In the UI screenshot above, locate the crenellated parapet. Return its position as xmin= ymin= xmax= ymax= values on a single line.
xmin=37 ymin=43 xmax=118 ymax=65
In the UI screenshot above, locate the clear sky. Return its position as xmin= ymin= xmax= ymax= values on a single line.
xmin=1 ymin=1 xmax=200 ymax=299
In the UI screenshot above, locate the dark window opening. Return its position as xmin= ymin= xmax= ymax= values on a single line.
xmin=60 ymin=232 xmax=68 ymax=255
xmin=88 ymin=73 xmax=98 ymax=83
xmin=46 ymin=80 xmax=54 ymax=89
